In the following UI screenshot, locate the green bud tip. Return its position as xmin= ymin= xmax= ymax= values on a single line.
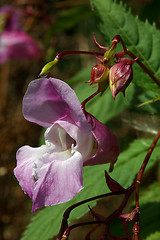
xmin=39 ymin=57 xmax=59 ymax=77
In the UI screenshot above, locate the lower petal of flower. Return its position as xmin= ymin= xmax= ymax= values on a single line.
xmin=14 ymin=119 xmax=95 ymax=211
xmin=14 ymin=145 xmax=47 ymax=199
xmin=32 ymin=152 xmax=83 ymax=211
xmin=83 ymin=113 xmax=119 ymax=167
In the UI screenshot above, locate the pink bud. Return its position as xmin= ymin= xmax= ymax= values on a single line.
xmin=90 ymin=63 xmax=109 ymax=85
xmin=109 ymin=58 xmax=135 ymax=99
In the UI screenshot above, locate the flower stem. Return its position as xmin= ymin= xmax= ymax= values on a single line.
xmin=81 ymin=90 xmax=99 ymax=110
xmin=118 ymin=35 xmax=160 ymax=88
xmin=57 ymin=191 xmax=125 ymax=239
xmin=136 ymin=129 xmax=160 ymax=183
xmin=131 ymin=129 xmax=160 ymax=239
xmin=127 ymin=50 xmax=160 ymax=88
xmin=85 ymin=224 xmax=100 ymax=240
xmin=56 ymin=50 xmax=104 ymax=60
xmin=63 ymin=221 xmax=105 ymax=239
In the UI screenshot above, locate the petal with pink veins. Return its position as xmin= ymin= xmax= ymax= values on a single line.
xmin=14 ymin=120 xmax=95 ymax=211
xmin=23 ymin=78 xmax=92 ymax=132
xmin=14 ymin=145 xmax=47 ymax=199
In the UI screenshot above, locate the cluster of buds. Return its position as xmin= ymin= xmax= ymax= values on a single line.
xmin=40 ymin=33 xmax=139 ymax=100
xmin=89 ymin=34 xmax=138 ymax=99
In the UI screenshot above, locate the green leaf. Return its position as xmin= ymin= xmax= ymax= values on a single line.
xmin=145 ymin=232 xmax=160 ymax=240
xmin=91 ymin=0 xmax=160 ymax=92
xmin=21 ymin=138 xmax=160 ymax=240
xmin=137 ymin=90 xmax=160 ymax=115
xmin=140 ymin=182 xmax=160 ymax=239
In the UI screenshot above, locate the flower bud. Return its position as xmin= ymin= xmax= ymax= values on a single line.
xmin=103 ymin=43 xmax=117 ymax=65
xmin=109 ymin=58 xmax=135 ymax=99
xmin=103 ymin=37 xmax=119 ymax=65
xmin=90 ymin=63 xmax=109 ymax=85
xmin=39 ymin=57 xmax=59 ymax=77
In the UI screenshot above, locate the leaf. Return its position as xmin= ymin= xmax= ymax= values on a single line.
xmin=145 ymin=232 xmax=160 ymax=240
xmin=21 ymin=138 xmax=160 ymax=240
xmin=91 ymin=0 xmax=160 ymax=92
xmin=137 ymin=90 xmax=160 ymax=115
xmin=138 ymin=183 xmax=160 ymax=240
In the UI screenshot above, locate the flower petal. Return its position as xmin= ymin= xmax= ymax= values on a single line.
xmin=14 ymin=145 xmax=47 ymax=199
xmin=83 ymin=113 xmax=119 ymax=166
xmin=0 ymin=5 xmax=22 ymax=31
xmin=23 ymin=78 xmax=92 ymax=132
xmin=0 ymin=31 xmax=42 ymax=64
xmin=45 ymin=119 xmax=94 ymax=161
xmin=32 ymin=151 xmax=83 ymax=211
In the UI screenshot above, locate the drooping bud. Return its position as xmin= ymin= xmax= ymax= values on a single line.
xmin=87 ymin=63 xmax=110 ymax=94
xmin=90 ymin=63 xmax=109 ymax=85
xmin=109 ymin=58 xmax=136 ymax=99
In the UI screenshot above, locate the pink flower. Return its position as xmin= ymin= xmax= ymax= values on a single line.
xmin=0 ymin=5 xmax=22 ymax=31
xmin=0 ymin=31 xmax=42 ymax=63
xmin=0 ymin=5 xmax=42 ymax=63
xmin=14 ymin=78 xmax=119 ymax=211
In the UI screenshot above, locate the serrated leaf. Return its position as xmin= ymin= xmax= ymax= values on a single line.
xmin=91 ymin=0 xmax=160 ymax=92
xmin=21 ymin=138 xmax=160 ymax=240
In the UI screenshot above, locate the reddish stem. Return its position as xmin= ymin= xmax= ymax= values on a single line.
xmin=121 ymin=220 xmax=132 ymax=239
xmin=118 ymin=35 xmax=160 ymax=88
xmin=105 ymin=185 xmax=135 ymax=225
xmin=57 ymin=191 xmax=125 ymax=240
xmin=85 ymin=224 xmax=100 ymax=240
xmin=127 ymin=50 xmax=160 ymax=88
xmin=132 ymin=221 xmax=141 ymax=240
xmin=136 ymin=129 xmax=160 ymax=183
xmin=132 ymin=129 xmax=160 ymax=239
xmin=81 ymin=90 xmax=99 ymax=110
xmin=63 ymin=221 xmax=105 ymax=239
xmin=56 ymin=50 xmax=104 ymax=60
xmin=93 ymin=32 xmax=109 ymax=51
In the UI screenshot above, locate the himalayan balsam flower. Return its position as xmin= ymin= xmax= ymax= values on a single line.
xmin=0 ymin=5 xmax=42 ymax=64
xmin=14 ymin=78 xmax=119 ymax=211
xmin=0 ymin=31 xmax=42 ymax=63
xmin=0 ymin=5 xmax=22 ymax=31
